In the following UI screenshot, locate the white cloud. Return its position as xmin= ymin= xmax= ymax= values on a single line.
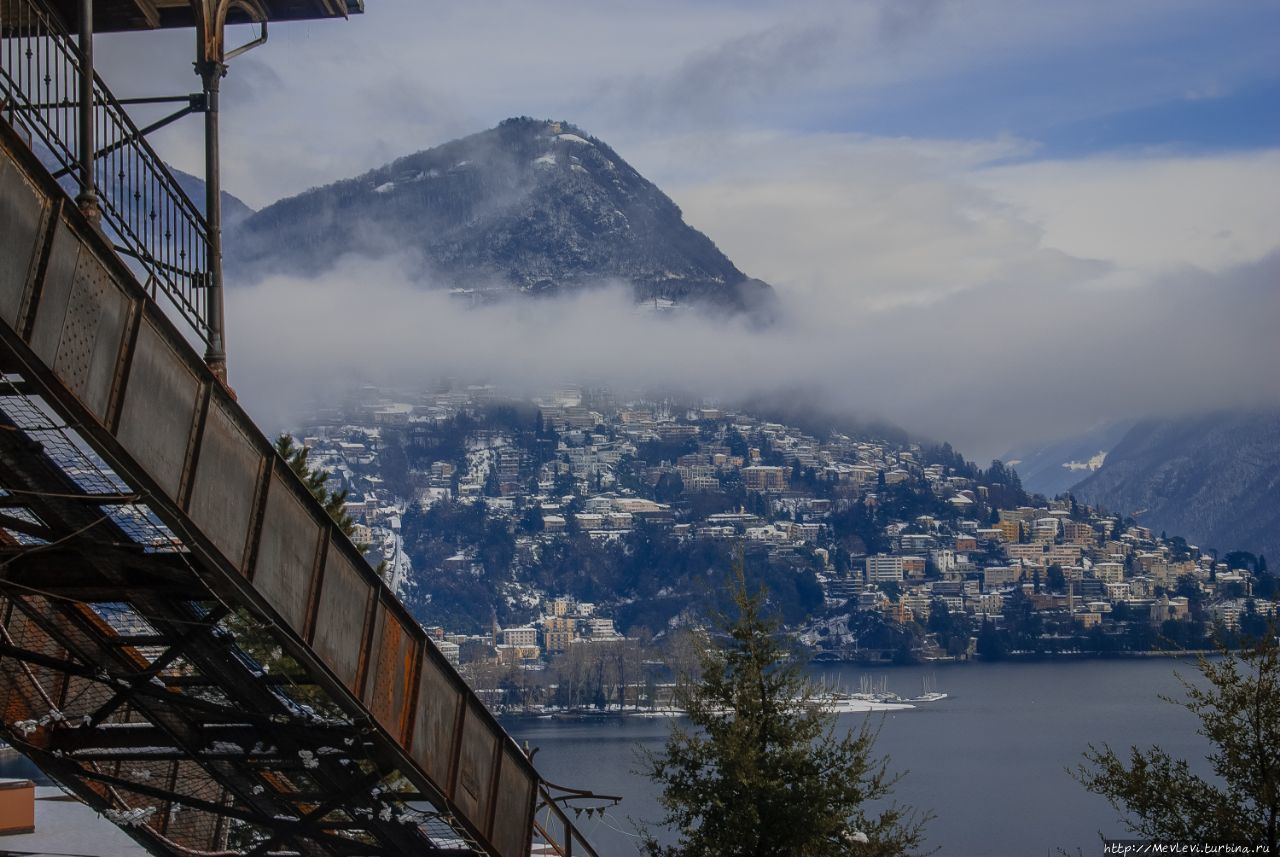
xmin=636 ymin=130 xmax=1062 ymax=309
xmin=226 ymin=237 xmax=1280 ymax=465
xmin=975 ymin=151 xmax=1280 ymax=284
xmin=638 ymin=131 xmax=1280 ymax=310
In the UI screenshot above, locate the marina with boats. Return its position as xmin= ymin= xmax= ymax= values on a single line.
xmin=500 ymin=674 xmax=949 ymax=720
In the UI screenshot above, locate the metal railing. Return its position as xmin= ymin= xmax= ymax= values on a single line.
xmin=533 ymin=783 xmax=611 ymax=857
xmin=1 ymin=0 xmax=212 ymax=345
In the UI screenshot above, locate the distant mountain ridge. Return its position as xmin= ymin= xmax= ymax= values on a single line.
xmin=1004 ymin=421 xmax=1135 ymax=497
xmin=226 ymin=118 xmax=775 ymax=315
xmin=1072 ymin=410 xmax=1280 ymax=559
xmin=168 ymin=165 xmax=255 ymax=230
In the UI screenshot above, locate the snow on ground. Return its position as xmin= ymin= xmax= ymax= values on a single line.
xmin=0 ymin=787 xmax=148 ymax=856
xmin=533 ymin=153 xmax=557 ymax=167
xmin=555 ymin=133 xmax=591 ymax=145
xmin=373 ymin=181 xmax=395 ymax=193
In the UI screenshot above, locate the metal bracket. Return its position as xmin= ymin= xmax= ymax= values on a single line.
xmin=48 ymin=97 xmax=205 ymax=180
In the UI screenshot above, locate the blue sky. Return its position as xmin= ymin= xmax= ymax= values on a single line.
xmin=837 ymin=64 xmax=1280 ymax=158
xmin=96 ymin=0 xmax=1280 ymax=456
xmin=821 ymin=5 xmax=1280 ymax=158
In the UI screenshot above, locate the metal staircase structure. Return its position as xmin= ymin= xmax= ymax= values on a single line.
xmin=0 ymin=2 xmax=603 ymax=855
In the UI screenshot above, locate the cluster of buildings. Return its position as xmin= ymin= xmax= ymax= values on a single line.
xmin=414 ymin=597 xmax=624 ymax=671
xmin=819 ymin=503 xmax=1270 ymax=652
xmin=295 ymin=385 xmax=1275 ymax=666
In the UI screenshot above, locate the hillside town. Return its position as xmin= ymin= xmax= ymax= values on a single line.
xmin=290 ymin=385 xmax=1276 ymax=690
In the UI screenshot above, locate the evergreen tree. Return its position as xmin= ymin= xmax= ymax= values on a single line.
xmin=638 ymin=569 xmax=930 ymax=856
xmin=654 ymin=471 xmax=685 ymax=504
xmin=1075 ymin=629 xmax=1280 ymax=850
xmin=483 ymin=465 xmax=501 ymax=497
xmin=518 ymin=504 xmax=545 ymax=535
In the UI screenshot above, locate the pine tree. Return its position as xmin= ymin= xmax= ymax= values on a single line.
xmin=483 ymin=465 xmax=501 ymax=498
xmin=638 ymin=568 xmax=930 ymax=856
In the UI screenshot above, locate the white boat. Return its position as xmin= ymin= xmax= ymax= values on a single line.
xmin=909 ymin=691 xmax=949 ymax=703
xmin=906 ymin=675 xmax=949 ymax=703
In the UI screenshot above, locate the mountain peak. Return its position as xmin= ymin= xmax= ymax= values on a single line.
xmin=229 ymin=118 xmax=775 ymax=315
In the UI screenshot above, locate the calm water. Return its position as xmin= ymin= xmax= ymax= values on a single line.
xmin=505 ymin=658 xmax=1211 ymax=857
xmin=0 ymin=658 xmax=1210 ymax=856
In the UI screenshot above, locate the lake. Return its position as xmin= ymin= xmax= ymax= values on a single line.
xmin=504 ymin=657 xmax=1212 ymax=856
xmin=0 ymin=657 xmax=1211 ymax=855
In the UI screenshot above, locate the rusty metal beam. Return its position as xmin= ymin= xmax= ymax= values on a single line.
xmin=50 ymin=722 xmax=355 ymax=752
xmin=40 ymin=0 xmax=360 ymax=35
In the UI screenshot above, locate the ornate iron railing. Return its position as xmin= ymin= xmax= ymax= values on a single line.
xmin=1 ymin=0 xmax=212 ymax=345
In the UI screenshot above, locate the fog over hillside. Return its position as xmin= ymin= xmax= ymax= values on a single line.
xmin=226 ymin=244 xmax=1280 ymax=464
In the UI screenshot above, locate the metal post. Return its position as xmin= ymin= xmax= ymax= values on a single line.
xmin=75 ymin=0 xmax=100 ymax=225
xmin=198 ymin=59 xmax=228 ymax=383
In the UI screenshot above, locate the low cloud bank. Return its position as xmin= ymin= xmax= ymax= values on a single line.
xmin=225 ymin=247 xmax=1280 ymax=463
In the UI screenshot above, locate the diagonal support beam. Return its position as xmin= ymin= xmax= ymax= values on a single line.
xmin=0 ymin=511 xmax=53 ymax=541
xmin=82 ymin=603 xmax=230 ymax=728
xmin=49 ymin=102 xmax=202 ymax=181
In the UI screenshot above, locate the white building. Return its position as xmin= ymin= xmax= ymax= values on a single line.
xmin=500 ymin=627 xmax=539 ymax=647
xmin=865 ymin=554 xmax=904 ymax=583
xmin=435 ymin=639 xmax=461 ymax=668
xmin=585 ymin=617 xmax=621 ymax=640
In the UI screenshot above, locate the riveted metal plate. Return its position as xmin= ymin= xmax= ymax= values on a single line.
xmin=252 ymin=472 xmax=323 ymax=633
xmin=410 ymin=646 xmax=463 ymax=792
xmin=311 ymin=543 xmax=373 ymax=693
xmin=0 ymin=151 xmax=47 ymax=326
xmin=187 ymin=398 xmax=264 ymax=570
xmin=115 ymin=319 xmax=201 ymax=499
xmin=363 ymin=603 xmax=418 ymax=741
xmin=491 ymin=747 xmax=536 ymax=857
xmin=50 ymin=248 xmax=130 ymax=421
xmin=455 ymin=699 xmax=498 ymax=833
xmin=27 ymin=220 xmax=79 ymax=363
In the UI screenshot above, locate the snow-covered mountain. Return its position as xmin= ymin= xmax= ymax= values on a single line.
xmin=1072 ymin=409 xmax=1280 ymax=559
xmin=227 ymin=118 xmax=776 ymax=316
